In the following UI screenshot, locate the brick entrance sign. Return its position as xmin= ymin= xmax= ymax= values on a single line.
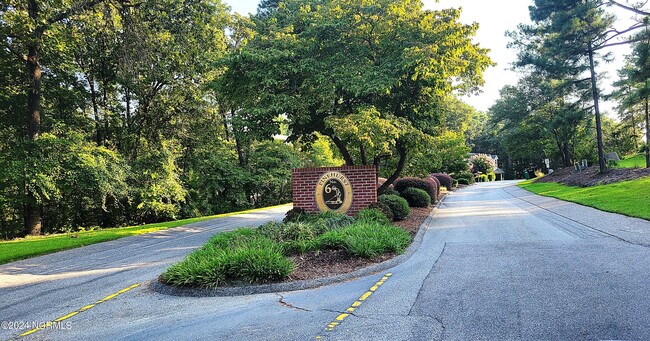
xmin=291 ymin=166 xmax=377 ymax=215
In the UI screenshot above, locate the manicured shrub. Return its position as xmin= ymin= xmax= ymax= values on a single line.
xmin=469 ymin=154 xmax=496 ymax=174
xmin=368 ymin=202 xmax=394 ymax=222
xmin=457 ymin=178 xmax=470 ymax=185
xmin=283 ymin=207 xmax=308 ymax=223
xmin=381 ymin=187 xmax=400 ymax=196
xmin=487 ymin=172 xmax=496 ymax=182
xmin=454 ymin=171 xmax=475 ymax=184
xmin=318 ymin=221 xmax=411 ymax=258
xmin=427 ymin=176 xmax=441 ymax=196
xmin=419 ymin=176 xmax=439 ymax=204
xmin=356 ymin=208 xmax=391 ymax=225
xmin=400 ymin=187 xmax=431 ymax=208
xmin=378 ymin=194 xmax=410 ymax=221
xmin=394 ymin=177 xmax=436 ymax=203
xmin=431 ymin=173 xmax=454 ymax=190
xmin=478 ymin=174 xmax=489 ymax=182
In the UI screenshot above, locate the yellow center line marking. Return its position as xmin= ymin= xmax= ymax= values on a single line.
xmin=17 ymin=283 xmax=140 ymax=338
xmin=317 ymin=273 xmax=393 ymax=338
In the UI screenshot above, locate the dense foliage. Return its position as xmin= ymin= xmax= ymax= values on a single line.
xmin=481 ymin=0 xmax=650 ymax=176
xmin=219 ymin=0 xmax=491 ymax=194
xmin=0 ymin=0 xmax=492 ymax=239
xmin=469 ymin=154 xmax=496 ymax=174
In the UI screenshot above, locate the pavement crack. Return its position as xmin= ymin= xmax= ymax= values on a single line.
xmin=407 ymin=241 xmax=448 ymax=316
xmin=321 ymin=308 xmax=362 ymax=318
xmin=276 ymin=294 xmax=312 ymax=312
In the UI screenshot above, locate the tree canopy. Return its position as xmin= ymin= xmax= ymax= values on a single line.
xmin=218 ymin=0 xmax=492 ymax=192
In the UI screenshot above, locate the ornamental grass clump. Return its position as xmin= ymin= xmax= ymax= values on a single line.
xmin=318 ymin=221 xmax=410 ymax=258
xmin=160 ymin=229 xmax=293 ymax=288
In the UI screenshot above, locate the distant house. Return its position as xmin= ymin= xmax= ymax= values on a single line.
xmin=468 ymin=153 xmax=505 ymax=181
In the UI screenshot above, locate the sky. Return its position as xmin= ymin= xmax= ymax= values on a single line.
xmin=222 ymin=0 xmax=635 ymax=113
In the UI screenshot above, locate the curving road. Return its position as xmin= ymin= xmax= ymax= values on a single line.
xmin=3 ymin=182 xmax=650 ymax=340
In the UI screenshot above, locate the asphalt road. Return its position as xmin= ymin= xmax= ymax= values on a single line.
xmin=3 ymin=181 xmax=650 ymax=340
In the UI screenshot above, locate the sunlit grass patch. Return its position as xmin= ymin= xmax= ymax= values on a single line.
xmin=519 ymin=177 xmax=650 ymax=220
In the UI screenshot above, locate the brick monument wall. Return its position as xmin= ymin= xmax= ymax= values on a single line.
xmin=291 ymin=166 xmax=377 ymax=215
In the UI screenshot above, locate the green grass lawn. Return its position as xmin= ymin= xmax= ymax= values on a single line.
xmin=519 ymin=177 xmax=650 ymax=220
xmin=0 ymin=204 xmax=291 ymax=265
xmin=616 ymin=154 xmax=647 ymax=168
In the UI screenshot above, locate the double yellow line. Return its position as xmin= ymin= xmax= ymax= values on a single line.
xmin=317 ymin=273 xmax=393 ymax=338
xmin=17 ymin=283 xmax=141 ymax=338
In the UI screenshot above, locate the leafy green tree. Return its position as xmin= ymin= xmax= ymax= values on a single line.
xmin=469 ymin=154 xmax=496 ymax=174
xmin=219 ymin=0 xmax=491 ymax=193
xmin=612 ymin=29 xmax=650 ymax=167
xmin=491 ymin=75 xmax=587 ymax=168
xmin=1 ymin=0 xmax=109 ymax=235
xmin=511 ymin=0 xmax=646 ymax=173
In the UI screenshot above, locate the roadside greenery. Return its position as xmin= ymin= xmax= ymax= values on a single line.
xmin=160 ymin=209 xmax=411 ymax=288
xmin=519 ymin=178 xmax=650 ymax=220
xmin=1 ymin=0 xmax=487 ymax=240
xmin=616 ymin=154 xmax=647 ymax=169
xmin=0 ymin=205 xmax=290 ymax=265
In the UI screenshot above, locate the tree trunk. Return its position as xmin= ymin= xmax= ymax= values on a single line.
xmin=25 ymin=42 xmax=43 ymax=236
xmin=588 ymin=45 xmax=607 ymax=173
xmin=377 ymin=142 xmax=406 ymax=195
xmin=645 ymin=95 xmax=650 ymax=168
xmin=359 ymin=141 xmax=368 ymax=165
xmin=88 ymin=76 xmax=102 ymax=146
xmin=235 ymin=135 xmax=246 ymax=167
xmin=125 ymin=88 xmax=131 ymax=130
xmin=103 ymin=85 xmax=109 ymax=145
xmin=330 ymin=134 xmax=354 ymax=166
xmin=563 ymin=141 xmax=572 ymax=167
xmin=221 ymin=108 xmax=231 ymax=141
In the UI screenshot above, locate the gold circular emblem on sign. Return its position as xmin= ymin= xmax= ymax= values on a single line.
xmin=315 ymin=172 xmax=353 ymax=214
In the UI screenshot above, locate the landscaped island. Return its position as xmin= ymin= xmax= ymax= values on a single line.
xmin=160 ymin=174 xmax=458 ymax=288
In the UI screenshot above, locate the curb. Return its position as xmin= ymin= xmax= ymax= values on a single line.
xmin=151 ymin=193 xmax=449 ymax=297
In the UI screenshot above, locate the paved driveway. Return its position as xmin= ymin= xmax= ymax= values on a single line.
xmin=3 ymin=182 xmax=650 ymax=340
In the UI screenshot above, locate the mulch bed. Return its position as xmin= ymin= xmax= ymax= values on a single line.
xmin=533 ymin=166 xmax=650 ymax=187
xmin=287 ymin=195 xmax=443 ymax=281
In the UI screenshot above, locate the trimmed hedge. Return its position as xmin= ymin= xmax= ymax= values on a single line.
xmin=427 ymin=176 xmax=441 ymax=195
xmin=424 ymin=177 xmax=439 ymax=203
xmin=457 ymin=178 xmax=470 ymax=185
xmin=431 ymin=173 xmax=454 ymax=190
xmin=382 ymin=187 xmax=400 ymax=196
xmin=454 ymin=171 xmax=475 ymax=185
xmin=378 ymin=194 xmax=410 ymax=221
xmin=400 ymin=187 xmax=431 ymax=207
xmin=394 ymin=177 xmax=436 ymax=203
xmin=368 ymin=202 xmax=394 ymax=222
